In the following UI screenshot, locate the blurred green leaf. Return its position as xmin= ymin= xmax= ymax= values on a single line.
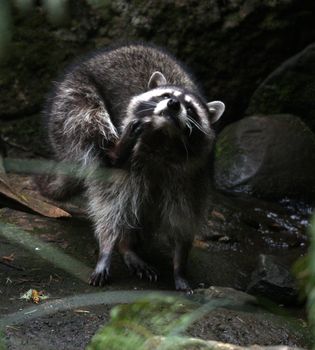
xmin=87 ymin=295 xmax=195 ymax=350
xmin=86 ymin=294 xmax=235 ymax=350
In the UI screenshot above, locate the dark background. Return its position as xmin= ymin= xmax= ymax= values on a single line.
xmin=1 ymin=0 xmax=315 ymax=128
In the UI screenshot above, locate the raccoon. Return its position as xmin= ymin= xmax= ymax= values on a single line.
xmin=43 ymin=43 xmax=225 ymax=292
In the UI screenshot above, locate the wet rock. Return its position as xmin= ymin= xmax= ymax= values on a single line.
xmin=203 ymin=191 xmax=310 ymax=250
xmin=247 ymin=254 xmax=299 ymax=304
xmin=247 ymin=43 xmax=315 ymax=132
xmin=213 ymin=114 xmax=315 ymax=200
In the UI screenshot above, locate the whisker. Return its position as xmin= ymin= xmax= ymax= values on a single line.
xmin=185 ymin=121 xmax=193 ymax=136
xmin=137 ymin=107 xmax=155 ymax=114
xmin=141 ymin=101 xmax=157 ymax=107
xmin=181 ymin=138 xmax=189 ymax=161
xmin=187 ymin=115 xmax=208 ymax=135
xmin=187 ymin=115 xmax=203 ymax=130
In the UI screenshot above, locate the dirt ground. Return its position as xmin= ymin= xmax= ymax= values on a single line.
xmin=0 ymin=175 xmax=313 ymax=349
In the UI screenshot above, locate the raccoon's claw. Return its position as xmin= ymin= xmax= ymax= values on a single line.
xmin=89 ymin=268 xmax=110 ymax=287
xmin=143 ymin=265 xmax=159 ymax=282
xmin=123 ymin=251 xmax=158 ymax=282
xmin=130 ymin=118 xmax=153 ymax=136
xmin=135 ymin=263 xmax=158 ymax=282
xmin=109 ymin=120 xmax=149 ymax=166
xmin=89 ymin=253 xmax=111 ymax=287
xmin=129 ymin=120 xmax=144 ymax=137
xmin=174 ymin=276 xmax=193 ymax=295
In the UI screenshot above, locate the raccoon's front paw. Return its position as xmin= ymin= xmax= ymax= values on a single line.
xmin=89 ymin=254 xmax=111 ymax=287
xmin=89 ymin=267 xmax=110 ymax=287
xmin=108 ymin=120 xmax=151 ymax=166
xmin=174 ymin=275 xmax=193 ymax=295
xmin=128 ymin=120 xmax=144 ymax=137
xmin=123 ymin=251 xmax=158 ymax=282
xmin=126 ymin=119 xmax=150 ymax=138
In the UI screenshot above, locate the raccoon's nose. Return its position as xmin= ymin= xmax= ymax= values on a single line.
xmin=167 ymin=98 xmax=180 ymax=112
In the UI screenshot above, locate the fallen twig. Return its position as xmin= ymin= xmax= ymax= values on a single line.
xmin=0 ymin=260 xmax=24 ymax=271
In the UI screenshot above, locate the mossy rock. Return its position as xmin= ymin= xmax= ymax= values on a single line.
xmin=247 ymin=43 xmax=315 ymax=132
xmin=213 ymin=114 xmax=315 ymax=200
xmin=0 ymin=2 xmax=97 ymax=120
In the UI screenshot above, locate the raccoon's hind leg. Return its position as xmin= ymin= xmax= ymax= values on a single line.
xmin=87 ymin=182 xmax=120 ymax=287
xmin=118 ymin=232 xmax=158 ymax=282
xmin=173 ymin=238 xmax=193 ymax=293
xmin=89 ymin=233 xmax=116 ymax=287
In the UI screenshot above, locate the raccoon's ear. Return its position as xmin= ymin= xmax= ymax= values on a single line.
xmin=148 ymin=71 xmax=167 ymax=89
xmin=207 ymin=101 xmax=225 ymax=124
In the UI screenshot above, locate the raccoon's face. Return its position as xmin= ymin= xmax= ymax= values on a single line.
xmin=125 ymin=71 xmax=225 ymax=139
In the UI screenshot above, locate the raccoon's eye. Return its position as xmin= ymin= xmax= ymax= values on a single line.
xmin=186 ymin=104 xmax=197 ymax=116
xmin=186 ymin=106 xmax=194 ymax=115
xmin=162 ymin=93 xmax=171 ymax=99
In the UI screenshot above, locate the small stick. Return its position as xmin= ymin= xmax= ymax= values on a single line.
xmin=0 ymin=260 xmax=24 ymax=271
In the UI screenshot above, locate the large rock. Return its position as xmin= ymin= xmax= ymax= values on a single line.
xmin=247 ymin=254 xmax=299 ymax=304
xmin=213 ymin=114 xmax=315 ymax=200
xmin=247 ymin=43 xmax=315 ymax=132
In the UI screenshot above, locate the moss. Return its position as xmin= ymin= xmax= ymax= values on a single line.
xmin=214 ymin=128 xmax=243 ymax=169
xmin=0 ymin=5 xmax=95 ymax=119
xmin=247 ymin=43 xmax=315 ymax=132
xmin=260 ymin=13 xmax=290 ymax=30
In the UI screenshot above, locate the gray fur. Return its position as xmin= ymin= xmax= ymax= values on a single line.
xmin=43 ymin=43 xmax=224 ymax=290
